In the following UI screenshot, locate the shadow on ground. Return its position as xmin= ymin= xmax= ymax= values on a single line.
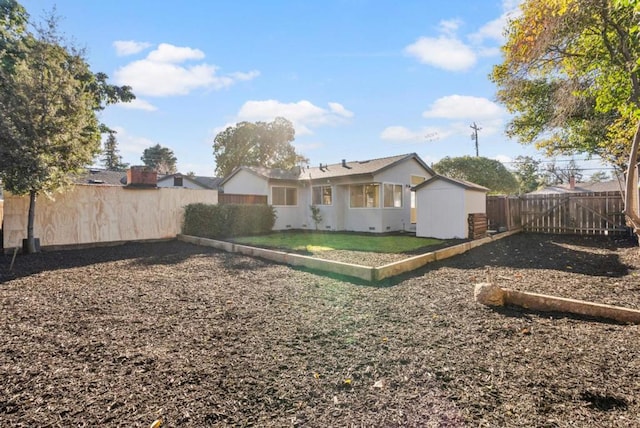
xmin=0 ymin=240 xmax=219 ymax=284
xmin=421 ymin=233 xmax=636 ymax=278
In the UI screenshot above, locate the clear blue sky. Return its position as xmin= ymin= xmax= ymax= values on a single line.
xmin=20 ymin=0 xmax=608 ymax=177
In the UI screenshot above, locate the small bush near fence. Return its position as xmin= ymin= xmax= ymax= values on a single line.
xmin=183 ymin=203 xmax=276 ymax=239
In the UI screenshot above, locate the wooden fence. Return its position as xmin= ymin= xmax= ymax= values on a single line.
xmin=487 ymin=192 xmax=628 ymax=235
xmin=218 ymin=193 xmax=267 ymax=205
xmin=2 ymin=186 xmax=218 ymax=251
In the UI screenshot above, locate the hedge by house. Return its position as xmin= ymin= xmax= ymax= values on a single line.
xmin=182 ymin=203 xmax=276 ymax=239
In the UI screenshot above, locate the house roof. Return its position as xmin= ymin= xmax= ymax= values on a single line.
xmin=413 ymin=174 xmax=489 ymax=192
xmin=303 ymin=153 xmax=435 ymax=181
xmin=157 ymin=173 xmax=223 ymax=189
xmin=528 ymin=178 xmax=624 ymax=194
xmin=74 ymin=169 xmax=127 ymax=186
xmin=220 ymin=153 xmax=435 ymax=185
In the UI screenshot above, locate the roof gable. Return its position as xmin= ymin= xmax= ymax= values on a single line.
xmin=413 ymin=174 xmax=488 ymax=192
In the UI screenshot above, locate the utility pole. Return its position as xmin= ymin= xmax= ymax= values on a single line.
xmin=470 ymin=122 xmax=481 ymax=157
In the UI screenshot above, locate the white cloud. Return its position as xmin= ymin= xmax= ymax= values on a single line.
xmin=469 ymin=0 xmax=522 ymax=45
xmin=230 ymin=70 xmax=261 ymax=81
xmin=147 ymin=43 xmax=205 ymax=63
xmin=236 ymin=99 xmax=354 ymax=136
xmin=116 ymin=98 xmax=157 ymax=112
xmin=328 ymin=102 xmax=354 ymax=118
xmin=423 ymin=95 xmax=505 ymax=120
xmin=438 ymin=19 xmax=463 ymax=35
xmin=114 ymin=43 xmax=259 ymax=97
xmin=404 ymin=35 xmax=476 ymax=71
xmin=113 ymin=40 xmax=152 ymax=56
xmin=380 ymin=126 xmax=450 ymax=143
xmin=108 ymin=127 xmax=156 ymax=161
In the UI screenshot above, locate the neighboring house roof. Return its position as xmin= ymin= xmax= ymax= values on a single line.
xmin=220 ymin=153 xmax=435 ymax=185
xmin=157 ymin=173 xmax=223 ymax=189
xmin=74 ymin=169 xmax=127 ymax=186
xmin=413 ymin=174 xmax=489 ymax=192
xmin=528 ymin=178 xmax=624 ymax=194
xmin=192 ymin=176 xmax=224 ymax=189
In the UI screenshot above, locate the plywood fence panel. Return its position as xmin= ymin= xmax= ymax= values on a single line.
xmin=3 ymin=185 xmax=218 ymax=249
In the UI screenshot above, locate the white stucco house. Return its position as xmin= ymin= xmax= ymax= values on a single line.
xmin=220 ymin=153 xmax=436 ymax=233
xmin=413 ymin=175 xmax=488 ymax=239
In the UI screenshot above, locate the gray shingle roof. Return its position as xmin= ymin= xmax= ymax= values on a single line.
xmin=224 ymin=153 xmax=434 ymax=184
xmin=74 ymin=169 xmax=127 ymax=186
xmin=528 ymin=178 xmax=624 ymax=194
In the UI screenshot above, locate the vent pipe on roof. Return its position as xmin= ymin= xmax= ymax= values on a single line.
xmin=341 ymin=159 xmax=352 ymax=169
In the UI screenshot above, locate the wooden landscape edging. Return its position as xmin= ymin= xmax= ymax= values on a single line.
xmin=475 ymin=283 xmax=640 ymax=324
xmin=179 ymin=229 xmax=521 ymax=282
xmin=373 ymin=229 xmax=521 ymax=281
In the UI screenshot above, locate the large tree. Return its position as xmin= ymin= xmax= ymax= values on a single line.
xmin=492 ymin=0 xmax=640 ymax=229
xmin=101 ymin=131 xmax=129 ymax=171
xmin=213 ymin=117 xmax=308 ymax=178
xmin=512 ymin=155 xmax=543 ymax=194
xmin=0 ymin=2 xmax=134 ymax=252
xmin=141 ymin=144 xmax=177 ymax=174
xmin=491 ymin=0 xmax=639 ymax=169
xmin=432 ymin=156 xmax=518 ymax=194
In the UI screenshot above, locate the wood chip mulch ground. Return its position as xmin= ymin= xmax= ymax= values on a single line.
xmin=1 ymin=232 xmax=639 ymax=427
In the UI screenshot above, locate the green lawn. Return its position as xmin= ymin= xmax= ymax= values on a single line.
xmin=231 ymin=231 xmax=443 ymax=254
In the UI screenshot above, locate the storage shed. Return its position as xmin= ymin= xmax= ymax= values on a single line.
xmin=413 ymin=175 xmax=488 ymax=239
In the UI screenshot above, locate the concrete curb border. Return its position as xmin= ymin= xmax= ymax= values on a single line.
xmin=178 ymin=229 xmax=521 ymax=282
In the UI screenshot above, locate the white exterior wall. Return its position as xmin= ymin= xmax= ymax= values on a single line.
xmin=416 ymin=181 xmax=466 ymax=239
xmin=222 ymin=170 xmax=269 ymax=195
xmin=465 ymin=190 xmax=486 ymax=218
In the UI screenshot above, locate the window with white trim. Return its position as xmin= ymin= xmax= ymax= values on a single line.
xmin=272 ymin=186 xmax=297 ymax=206
xmin=312 ymin=185 xmax=332 ymax=205
xmin=350 ymin=184 xmax=380 ymax=208
xmin=383 ymin=183 xmax=403 ymax=208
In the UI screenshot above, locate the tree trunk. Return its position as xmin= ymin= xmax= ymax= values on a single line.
xmin=624 ymin=119 xmax=640 ymax=238
xmin=25 ymin=190 xmax=38 ymax=254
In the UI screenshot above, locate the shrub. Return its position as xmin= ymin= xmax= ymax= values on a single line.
xmin=183 ymin=203 xmax=276 ymax=238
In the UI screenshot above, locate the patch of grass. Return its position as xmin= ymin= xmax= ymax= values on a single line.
xmin=232 ymin=231 xmax=443 ymax=254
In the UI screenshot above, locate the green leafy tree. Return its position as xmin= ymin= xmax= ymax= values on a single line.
xmin=101 ymin=131 xmax=129 ymax=171
xmin=141 ymin=144 xmax=177 ymax=174
xmin=213 ymin=117 xmax=308 ymax=177
xmin=512 ymin=155 xmax=543 ymax=194
xmin=0 ymin=3 xmax=134 ymax=252
xmin=491 ymin=0 xmax=640 ymax=170
xmin=432 ymin=156 xmax=518 ymax=194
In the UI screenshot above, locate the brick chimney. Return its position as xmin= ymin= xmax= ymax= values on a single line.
xmin=569 ymin=175 xmax=576 ymax=190
xmin=126 ymin=166 xmax=157 ymax=188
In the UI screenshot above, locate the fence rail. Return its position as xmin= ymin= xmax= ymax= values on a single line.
xmin=218 ymin=193 xmax=267 ymax=205
xmin=487 ymin=192 xmax=628 ymax=236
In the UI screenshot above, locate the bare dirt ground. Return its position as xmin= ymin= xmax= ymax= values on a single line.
xmin=1 ymin=233 xmax=639 ymax=427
